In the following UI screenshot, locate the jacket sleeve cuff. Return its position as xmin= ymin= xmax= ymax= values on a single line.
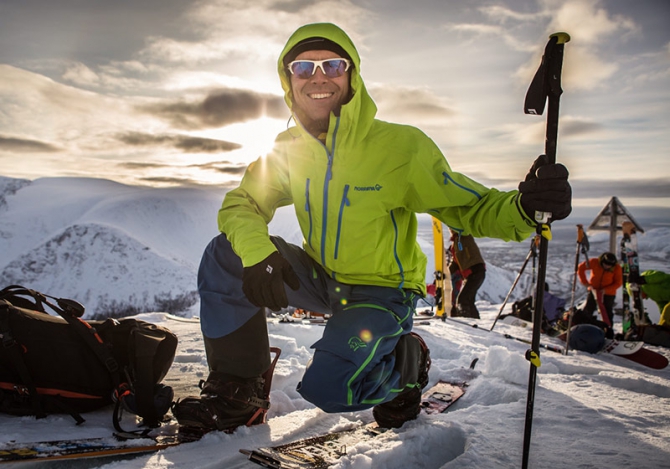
xmin=515 ymin=193 xmax=537 ymax=227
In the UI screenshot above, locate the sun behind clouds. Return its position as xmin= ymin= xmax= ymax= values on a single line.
xmin=185 ymin=116 xmax=287 ymax=185
xmin=210 ymin=116 xmax=286 ymax=162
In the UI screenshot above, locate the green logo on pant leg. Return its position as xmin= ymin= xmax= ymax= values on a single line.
xmin=348 ymin=336 xmax=367 ymax=351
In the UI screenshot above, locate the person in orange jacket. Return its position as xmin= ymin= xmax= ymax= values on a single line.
xmin=577 ymin=252 xmax=623 ymax=334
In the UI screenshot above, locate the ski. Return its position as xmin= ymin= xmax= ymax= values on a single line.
xmin=621 ymin=222 xmax=649 ymax=336
xmin=0 ymin=427 xmax=203 ymax=464
xmin=0 ymin=347 xmax=283 ymax=465
xmin=431 ymin=216 xmax=451 ymax=317
xmin=241 ymin=375 xmax=474 ymax=469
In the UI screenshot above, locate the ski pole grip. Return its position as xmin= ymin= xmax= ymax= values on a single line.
xmin=550 ymin=32 xmax=571 ymax=45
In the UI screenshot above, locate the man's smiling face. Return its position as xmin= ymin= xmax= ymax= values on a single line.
xmin=289 ymin=50 xmax=351 ymax=133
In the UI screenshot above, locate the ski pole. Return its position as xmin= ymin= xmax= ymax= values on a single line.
xmin=503 ymin=334 xmax=564 ymax=354
xmin=521 ymin=31 xmax=570 ymax=469
xmin=490 ymin=236 xmax=538 ymax=331
xmin=441 ymin=316 xmax=564 ymax=354
xmin=564 ymin=224 xmax=588 ymax=354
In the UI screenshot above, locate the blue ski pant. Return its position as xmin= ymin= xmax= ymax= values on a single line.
xmin=198 ymin=233 xmax=420 ymax=413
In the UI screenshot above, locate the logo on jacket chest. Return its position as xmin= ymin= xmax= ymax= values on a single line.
xmin=353 ymin=184 xmax=383 ymax=192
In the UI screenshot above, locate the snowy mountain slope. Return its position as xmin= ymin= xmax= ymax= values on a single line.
xmin=1 ymin=175 xmax=668 ymax=320
xmin=1 ymin=175 xmax=670 ymax=467
xmin=0 ymin=177 xmax=223 ymax=317
xmin=0 ymin=223 xmax=198 ymax=316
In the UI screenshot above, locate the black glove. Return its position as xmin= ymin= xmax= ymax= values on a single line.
xmin=242 ymin=251 xmax=300 ymax=311
xmin=518 ymin=154 xmax=572 ymax=222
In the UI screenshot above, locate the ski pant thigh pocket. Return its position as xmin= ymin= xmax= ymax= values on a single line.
xmin=297 ymin=307 xmax=405 ymax=412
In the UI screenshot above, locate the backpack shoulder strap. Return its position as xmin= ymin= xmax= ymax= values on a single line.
xmin=131 ymin=327 xmax=165 ymax=427
xmin=45 ymin=297 xmax=121 ymax=382
xmin=113 ymin=324 xmax=173 ymax=435
xmin=0 ymin=299 xmax=46 ymax=419
xmin=0 ymin=285 xmax=47 ymax=312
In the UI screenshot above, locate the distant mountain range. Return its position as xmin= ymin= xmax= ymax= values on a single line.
xmin=2 ymin=175 xmax=667 ymax=320
xmin=0 ymin=176 xmax=227 ymax=317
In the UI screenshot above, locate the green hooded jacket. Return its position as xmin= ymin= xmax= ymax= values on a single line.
xmin=640 ymin=270 xmax=670 ymax=311
xmin=218 ymin=23 xmax=535 ymax=294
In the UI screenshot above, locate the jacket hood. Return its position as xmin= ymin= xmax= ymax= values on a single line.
xmin=277 ymin=23 xmax=376 ymax=143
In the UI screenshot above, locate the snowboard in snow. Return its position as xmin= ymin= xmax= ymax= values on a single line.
xmin=241 ymin=380 xmax=469 ymax=469
xmin=503 ymin=317 xmax=668 ymax=370
xmin=564 ymin=332 xmax=667 ymax=370
xmin=602 ymin=339 xmax=668 ymax=369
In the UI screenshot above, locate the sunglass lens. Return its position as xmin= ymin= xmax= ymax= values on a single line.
xmin=291 ymin=62 xmax=315 ymax=79
xmin=323 ymin=60 xmax=346 ymax=77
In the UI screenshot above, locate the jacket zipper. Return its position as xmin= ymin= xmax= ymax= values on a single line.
xmin=442 ymin=171 xmax=483 ymax=200
xmin=305 ymin=178 xmax=313 ymax=248
xmin=334 ymin=184 xmax=350 ymax=259
xmin=320 ymin=117 xmax=340 ymax=266
xmin=390 ymin=210 xmax=405 ymax=288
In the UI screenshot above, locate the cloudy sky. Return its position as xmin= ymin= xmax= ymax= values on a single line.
xmin=0 ymin=0 xmax=668 ymax=210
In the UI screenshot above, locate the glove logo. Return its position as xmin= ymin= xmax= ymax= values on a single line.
xmin=266 ymin=265 xmax=273 ymax=274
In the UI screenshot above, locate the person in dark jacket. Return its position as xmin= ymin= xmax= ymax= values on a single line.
xmin=448 ymin=230 xmax=486 ymax=319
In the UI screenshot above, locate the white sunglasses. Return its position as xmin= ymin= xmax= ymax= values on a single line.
xmin=287 ymin=58 xmax=352 ymax=79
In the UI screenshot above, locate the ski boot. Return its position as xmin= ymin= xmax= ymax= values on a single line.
xmin=173 ymin=347 xmax=281 ymax=433
xmin=172 ymin=373 xmax=268 ymax=432
xmin=373 ymin=332 xmax=431 ymax=428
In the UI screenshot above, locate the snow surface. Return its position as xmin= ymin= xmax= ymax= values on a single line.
xmin=1 ymin=176 xmax=670 ymax=468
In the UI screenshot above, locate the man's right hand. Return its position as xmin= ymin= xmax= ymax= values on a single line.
xmin=242 ymin=251 xmax=300 ymax=311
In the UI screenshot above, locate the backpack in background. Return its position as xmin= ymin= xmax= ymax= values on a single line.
xmin=0 ymin=285 xmax=178 ymax=432
xmin=512 ymin=296 xmax=534 ymax=322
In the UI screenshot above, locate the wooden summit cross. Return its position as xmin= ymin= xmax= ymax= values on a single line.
xmin=588 ymin=197 xmax=644 ymax=253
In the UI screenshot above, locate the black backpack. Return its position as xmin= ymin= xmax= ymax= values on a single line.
xmin=512 ymin=296 xmax=534 ymax=322
xmin=0 ymin=285 xmax=178 ymax=433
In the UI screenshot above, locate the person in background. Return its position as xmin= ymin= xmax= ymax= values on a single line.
xmin=448 ymin=231 xmax=486 ymax=319
xmin=172 ymin=22 xmax=571 ymax=433
xmin=543 ymin=282 xmax=566 ymax=324
xmin=639 ymin=270 xmax=670 ymax=326
xmin=577 ymin=252 xmax=623 ymax=338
